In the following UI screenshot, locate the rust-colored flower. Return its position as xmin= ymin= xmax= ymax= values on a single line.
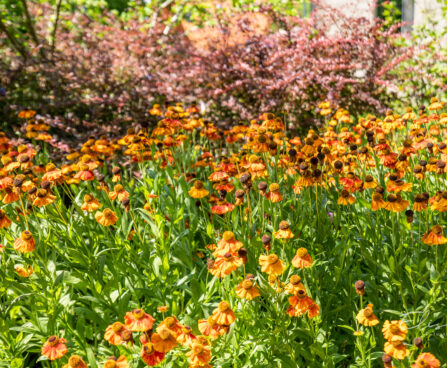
xmin=292 ymin=248 xmax=313 ymax=269
xmin=124 ymin=309 xmax=155 ymax=332
xmin=14 ymin=230 xmax=35 ymax=253
xmin=259 ymin=253 xmax=285 ymax=275
xmin=41 ymin=336 xmax=68 ymax=360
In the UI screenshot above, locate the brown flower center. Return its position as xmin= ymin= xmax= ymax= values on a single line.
xmin=68 ymin=356 xmax=83 ymax=367
xmin=267 ymin=254 xmax=279 ymax=264
xmin=218 ymin=301 xmax=230 ymax=312
xmin=112 ymin=322 xmax=124 ymax=333
xmin=242 ymin=280 xmax=253 ymax=290
xmin=390 ymin=324 xmax=400 ymax=334
xmin=132 ymin=309 xmax=145 ymax=320
xmin=21 ymin=231 xmax=33 ymax=241
xmin=297 ymin=248 xmax=308 ymax=257
xmin=47 ymin=336 xmax=59 ymax=346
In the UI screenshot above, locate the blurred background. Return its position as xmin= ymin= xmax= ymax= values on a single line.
xmin=0 ymin=0 xmax=446 ymax=143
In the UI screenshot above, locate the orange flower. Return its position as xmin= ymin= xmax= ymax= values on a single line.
xmin=158 ymin=316 xmax=183 ymax=337
xmin=16 ymin=264 xmax=33 ymax=277
xmin=422 ymin=225 xmax=447 ymax=245
xmin=384 ymin=340 xmax=409 ymax=360
xmin=140 ymin=343 xmax=165 ymax=366
xmin=62 ymin=355 xmax=88 ymax=368
xmin=383 ymin=194 xmax=409 ymax=212
xmin=211 ymin=301 xmax=236 ymax=325
xmin=124 ymin=309 xmax=155 ymax=332
xmin=210 ymin=253 xmax=243 ymax=278
xmin=235 ymin=279 xmax=260 ymax=300
xmin=188 ymin=180 xmax=209 ymax=199
xmin=284 ymin=275 xmax=305 ymax=295
xmin=104 ymin=322 xmax=128 ymax=345
xmin=33 ymin=189 xmax=56 ymax=207
xmin=0 ymin=209 xmax=12 ymax=229
xmin=337 ymin=189 xmax=355 ymax=205
xmin=186 ymin=342 xmax=212 ymax=366
xmin=14 ymin=230 xmax=35 ymax=253
xmin=3 ymin=186 xmax=19 ymax=204
xmin=95 ymin=209 xmax=118 ymax=226
xmin=211 ymin=200 xmax=234 ymax=215
xmin=259 ymin=253 xmax=285 ymax=275
xmin=307 ymin=302 xmax=320 ymax=318
xmin=208 ymin=169 xmax=229 ymax=182
xmin=74 ymin=164 xmax=95 ymax=181
xmin=198 ymin=317 xmax=222 ymax=340
xmin=356 ymin=304 xmax=379 ymax=326
xmin=177 ymin=325 xmax=197 ymax=346
xmin=287 ymin=290 xmax=314 ymax=317
xmin=81 ymin=194 xmax=101 ymax=212
xmin=273 ymin=221 xmax=294 ymax=239
xmin=41 ymin=336 xmax=68 ymax=360
xmin=151 ymin=325 xmax=178 ymax=353
xmin=371 ymin=192 xmax=385 ymax=211
xmin=213 ymin=231 xmax=243 ymax=256
xmin=382 ymin=320 xmax=408 ymax=342
xmin=292 ymin=248 xmax=313 ymax=269
xmin=108 ymin=184 xmax=129 ymax=202
xmin=265 ymin=183 xmax=283 ymax=203
xmin=412 ymin=353 xmax=440 ymax=368
xmin=103 ymin=355 xmax=129 ymax=368
xmin=363 ymin=175 xmax=378 ymax=189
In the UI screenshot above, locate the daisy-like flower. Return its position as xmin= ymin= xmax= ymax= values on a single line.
xmin=235 ymin=279 xmax=260 ymax=300
xmin=284 ymin=275 xmax=305 ymax=295
xmin=337 ymin=189 xmax=356 ymax=205
xmin=95 ymin=209 xmax=118 ymax=226
xmin=356 ymin=304 xmax=379 ymax=326
xmin=81 ymin=194 xmax=101 ymax=212
xmin=422 ymin=225 xmax=447 ymax=245
xmin=14 ymin=230 xmax=35 ymax=253
xmin=273 ymin=220 xmax=294 ymax=239
xmin=124 ymin=309 xmax=155 ymax=332
xmin=140 ymin=343 xmax=165 ymax=366
xmin=412 ymin=353 xmax=440 ymax=368
xmin=16 ymin=265 xmax=33 ymax=277
xmin=292 ymin=248 xmax=313 ymax=269
xmin=0 ymin=209 xmax=12 ymax=229
xmin=259 ymin=253 xmax=285 ymax=276
xmin=213 ymin=231 xmax=243 ymax=257
xmin=211 ymin=301 xmax=236 ymax=325
xmin=74 ymin=164 xmax=95 ymax=181
xmin=103 ymin=355 xmax=129 ymax=368
xmin=382 ymin=320 xmax=408 ymax=341
xmin=363 ymin=175 xmax=378 ymax=189
xmin=104 ymin=322 xmax=128 ymax=345
xmin=188 ymin=180 xmax=209 ymax=199
xmin=158 ymin=316 xmax=183 ymax=337
xmin=41 ymin=336 xmax=68 ymax=361
xmin=266 ymin=183 xmax=282 ymax=203
xmin=198 ymin=316 xmax=223 ymax=340
xmin=177 ymin=325 xmax=197 ymax=346
xmin=62 ymin=355 xmax=88 ymax=368
xmin=186 ymin=342 xmax=212 ymax=366
xmin=151 ymin=325 xmax=178 ymax=353
xmin=109 ymin=184 xmax=129 ymax=202
xmin=33 ymin=188 xmax=56 ymax=207
xmin=384 ymin=340 xmax=409 ymax=360
xmin=287 ymin=289 xmax=314 ymax=317
xmin=210 ymin=253 xmax=243 ymax=278
xmin=307 ymin=302 xmax=320 ymax=318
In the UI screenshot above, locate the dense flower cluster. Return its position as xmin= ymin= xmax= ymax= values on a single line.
xmin=1 ymin=99 xmax=447 ymax=366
